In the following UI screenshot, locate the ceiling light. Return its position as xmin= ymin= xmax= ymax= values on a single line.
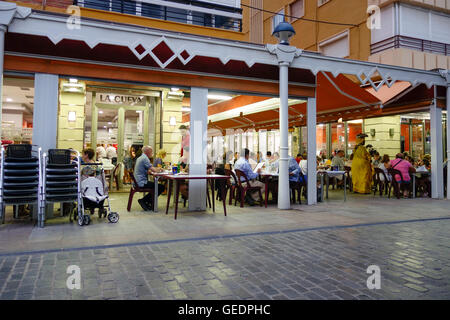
xmin=6 ymin=98 xmax=12 ymax=102
xmin=103 ymin=126 xmax=107 ymax=128
xmin=69 ymin=78 xmax=78 ymax=83
xmin=208 ymin=94 xmax=232 ymax=101
xmin=108 ymin=122 xmax=112 ymax=125
xmin=99 ymin=110 xmax=104 ymax=114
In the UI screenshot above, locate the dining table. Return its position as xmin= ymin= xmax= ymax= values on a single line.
xmin=163 ymin=173 xmax=230 ymax=219
xmin=150 ymin=170 xmax=172 ymax=212
xmin=318 ymin=170 xmax=347 ymax=202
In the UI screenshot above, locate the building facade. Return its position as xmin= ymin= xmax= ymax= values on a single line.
xmin=243 ymin=0 xmax=450 ymax=159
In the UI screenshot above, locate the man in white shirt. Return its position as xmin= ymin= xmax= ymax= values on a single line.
xmin=106 ymin=144 xmax=117 ymax=159
xmin=96 ymin=144 xmax=106 ymax=160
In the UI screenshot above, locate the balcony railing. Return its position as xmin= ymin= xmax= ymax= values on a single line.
xmin=371 ymin=35 xmax=450 ymax=56
xmin=73 ymin=0 xmax=242 ymax=32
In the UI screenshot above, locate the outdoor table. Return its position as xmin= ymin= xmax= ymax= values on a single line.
xmin=412 ymin=171 xmax=431 ymax=198
xmin=163 ymin=174 xmax=230 ymax=219
xmin=318 ymin=170 xmax=347 ymax=202
xmin=260 ymin=172 xmax=278 ymax=207
xmin=150 ymin=171 xmax=172 ymax=212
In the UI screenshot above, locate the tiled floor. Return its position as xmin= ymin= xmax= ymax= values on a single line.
xmin=0 ymin=191 xmax=449 ymax=299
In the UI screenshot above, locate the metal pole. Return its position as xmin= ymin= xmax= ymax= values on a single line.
xmin=278 ymin=62 xmax=290 ymax=210
xmin=0 ymin=26 xmax=5 ymax=138
xmin=307 ymin=96 xmax=317 ymax=205
xmin=430 ymin=86 xmax=444 ymax=199
xmin=447 ymin=84 xmax=450 ymax=200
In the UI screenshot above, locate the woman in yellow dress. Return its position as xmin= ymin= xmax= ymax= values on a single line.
xmin=351 ymin=133 xmax=372 ymax=194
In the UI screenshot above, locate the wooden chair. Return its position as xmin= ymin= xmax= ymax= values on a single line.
xmin=387 ymin=168 xmax=410 ymax=199
xmin=127 ymin=174 xmax=155 ymax=211
xmin=112 ymin=163 xmax=121 ymax=191
xmin=224 ymin=169 xmax=238 ymax=206
xmin=373 ymin=168 xmax=389 ymax=197
xmin=234 ymin=169 xmax=263 ymax=207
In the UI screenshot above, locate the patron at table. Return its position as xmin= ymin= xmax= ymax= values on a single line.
xmin=134 ymin=146 xmax=165 ymax=211
xmin=234 ymin=148 xmax=264 ymax=205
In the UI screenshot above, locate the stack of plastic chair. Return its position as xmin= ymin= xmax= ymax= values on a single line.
xmin=40 ymin=149 xmax=81 ymax=227
xmin=0 ymin=144 xmax=42 ymax=224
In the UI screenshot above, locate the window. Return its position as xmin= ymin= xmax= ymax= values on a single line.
xmin=318 ymin=31 xmax=349 ymax=58
xmin=290 ymin=0 xmax=304 ymax=22
xmin=141 ymin=3 xmax=164 ymax=19
xmin=272 ymin=9 xmax=285 ymax=33
xmin=317 ymin=0 xmax=330 ymax=7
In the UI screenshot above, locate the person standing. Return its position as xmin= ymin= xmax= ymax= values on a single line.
xmin=351 ymin=133 xmax=372 ymax=194
xmin=179 ymin=125 xmax=190 ymax=165
xmin=106 ymin=144 xmax=117 ymax=159
xmin=134 ymin=146 xmax=165 ymax=211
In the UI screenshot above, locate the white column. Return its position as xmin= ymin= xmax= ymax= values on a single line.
xmin=33 ymin=73 xmax=59 ymax=153
xmin=307 ymin=96 xmax=317 ymax=205
xmin=278 ymin=62 xmax=290 ymax=210
xmin=0 ymin=26 xmax=5 ymax=135
xmin=447 ymin=84 xmax=450 ymax=200
xmin=188 ymin=87 xmax=208 ymax=211
xmin=430 ymin=87 xmax=444 ymax=199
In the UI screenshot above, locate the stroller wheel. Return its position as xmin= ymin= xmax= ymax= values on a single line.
xmin=77 ymin=215 xmax=84 ymax=226
xmin=83 ymin=215 xmax=91 ymax=226
xmin=107 ymin=212 xmax=119 ymax=223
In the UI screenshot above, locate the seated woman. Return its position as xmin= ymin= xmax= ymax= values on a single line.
xmin=390 ymin=153 xmax=415 ymax=198
xmin=378 ymin=154 xmax=391 ymax=182
xmin=153 ymin=149 xmax=167 ymax=168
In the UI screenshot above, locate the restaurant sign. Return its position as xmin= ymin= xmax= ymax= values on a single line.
xmin=98 ymin=93 xmax=146 ymax=106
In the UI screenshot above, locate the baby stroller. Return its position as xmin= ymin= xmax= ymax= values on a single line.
xmin=79 ymin=163 xmax=119 ymax=225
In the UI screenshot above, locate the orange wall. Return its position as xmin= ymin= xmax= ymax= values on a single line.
xmin=7 ymin=0 xmax=248 ymax=42
xmin=244 ymin=0 xmax=371 ymax=61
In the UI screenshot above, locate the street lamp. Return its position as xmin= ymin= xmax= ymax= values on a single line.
xmin=269 ymin=21 xmax=298 ymax=210
xmin=272 ymin=21 xmax=296 ymax=45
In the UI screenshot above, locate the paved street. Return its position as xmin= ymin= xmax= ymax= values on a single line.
xmin=0 ymin=214 xmax=449 ymax=300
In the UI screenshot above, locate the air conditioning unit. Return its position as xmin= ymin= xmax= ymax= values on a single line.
xmin=166 ymin=91 xmax=184 ymax=101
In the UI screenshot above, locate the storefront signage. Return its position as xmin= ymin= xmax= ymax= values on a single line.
xmin=98 ymin=93 xmax=146 ymax=106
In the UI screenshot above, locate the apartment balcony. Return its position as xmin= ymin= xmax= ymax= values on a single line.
xmin=73 ymin=0 xmax=243 ymax=32
xmin=371 ymin=35 xmax=450 ymax=56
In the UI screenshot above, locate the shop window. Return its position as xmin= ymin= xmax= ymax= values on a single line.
xmin=1 ymin=77 xmax=34 ymax=145
xmin=331 ymin=123 xmax=345 ymax=155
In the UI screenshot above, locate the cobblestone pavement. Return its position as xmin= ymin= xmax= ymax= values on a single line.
xmin=0 ymin=217 xmax=449 ymax=300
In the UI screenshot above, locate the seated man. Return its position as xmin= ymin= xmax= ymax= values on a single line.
xmin=331 ymin=150 xmax=346 ymax=186
xmin=134 ymin=146 xmax=165 ymax=211
xmin=234 ymin=148 xmax=264 ymax=205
